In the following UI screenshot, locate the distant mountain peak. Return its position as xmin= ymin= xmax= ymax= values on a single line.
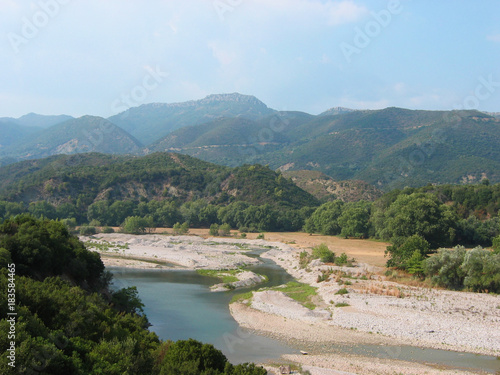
xmin=138 ymin=93 xmax=269 ymax=110
xmin=319 ymin=106 xmax=356 ymax=116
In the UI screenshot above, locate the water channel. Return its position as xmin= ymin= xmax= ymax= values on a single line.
xmin=110 ymin=247 xmax=500 ymax=373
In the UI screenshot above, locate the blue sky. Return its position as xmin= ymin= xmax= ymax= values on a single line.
xmin=1 ymin=0 xmax=499 ymax=118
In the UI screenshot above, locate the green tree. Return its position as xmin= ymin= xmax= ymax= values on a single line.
xmin=112 ymin=286 xmax=145 ymax=314
xmin=376 ymin=193 xmax=456 ymax=248
xmin=338 ymin=201 xmax=371 ymax=238
xmin=122 ymin=216 xmax=155 ymax=235
xmin=304 ymin=200 xmax=344 ymax=235
xmin=406 ymin=250 xmax=425 ymax=277
xmin=386 ymin=235 xmax=430 ymax=269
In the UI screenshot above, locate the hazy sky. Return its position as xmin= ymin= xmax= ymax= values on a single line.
xmin=1 ymin=0 xmax=499 ymax=118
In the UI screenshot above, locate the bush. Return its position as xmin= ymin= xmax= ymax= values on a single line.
xmin=80 ymin=225 xmax=97 ymax=236
xmin=102 ymin=226 xmax=115 ymax=233
xmin=312 ymin=243 xmax=335 ymax=263
xmin=256 ymin=233 xmax=265 ymax=240
xmin=423 ymin=246 xmax=466 ymax=289
xmin=335 ymin=288 xmax=348 ymax=295
xmin=173 ymin=222 xmax=189 ymax=235
xmin=209 ymin=223 xmax=219 ymax=236
xmin=219 ymin=223 xmax=231 ymax=236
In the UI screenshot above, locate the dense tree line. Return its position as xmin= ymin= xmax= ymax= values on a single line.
xmin=0 ymin=216 xmax=267 ymax=374
xmin=0 ymin=198 xmax=316 ymax=233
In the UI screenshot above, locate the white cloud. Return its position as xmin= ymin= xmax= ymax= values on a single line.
xmin=326 ymin=1 xmax=368 ymax=26
xmin=487 ymin=34 xmax=500 ymax=43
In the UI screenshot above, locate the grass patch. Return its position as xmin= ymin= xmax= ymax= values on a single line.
xmin=273 ymin=281 xmax=317 ymax=309
xmin=335 ymin=302 xmax=350 ymax=307
xmin=335 ymin=288 xmax=349 ymax=295
xmin=230 ymin=291 xmax=253 ymax=304
xmin=196 ymin=269 xmax=241 ymax=283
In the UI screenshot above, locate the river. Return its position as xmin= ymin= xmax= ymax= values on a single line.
xmin=110 ymin=250 xmax=500 ymax=373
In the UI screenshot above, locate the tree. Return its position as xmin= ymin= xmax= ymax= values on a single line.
xmin=386 ymin=234 xmax=430 ymax=269
xmin=304 ymin=200 xmax=344 ymax=235
xmin=406 ymin=250 xmax=425 ymax=277
xmin=112 ymin=286 xmax=145 ymax=314
xmin=173 ymin=222 xmax=189 ymax=235
xmin=338 ymin=201 xmax=371 ymax=238
xmin=376 ymin=193 xmax=457 ymax=248
xmin=121 ymin=216 xmax=155 ymax=235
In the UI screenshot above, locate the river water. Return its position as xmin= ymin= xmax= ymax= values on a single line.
xmin=110 ymin=250 xmax=500 ymax=373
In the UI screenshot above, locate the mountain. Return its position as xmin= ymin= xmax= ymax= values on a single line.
xmin=281 ymin=170 xmax=382 ymax=202
xmin=16 ymin=113 xmax=74 ymax=128
xmin=0 ymin=119 xmax=41 ymax=149
xmin=146 ymin=106 xmax=500 ymax=190
xmin=319 ymin=106 xmax=356 ymax=116
xmin=3 ymin=116 xmax=143 ymax=161
xmin=109 ymin=93 xmax=276 ymax=145
xmin=148 ymin=111 xmax=314 ymax=166
xmin=0 ymin=152 xmax=319 ymax=210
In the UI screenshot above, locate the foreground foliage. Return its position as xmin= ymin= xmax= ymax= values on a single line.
xmin=0 ymin=216 xmax=267 ymax=374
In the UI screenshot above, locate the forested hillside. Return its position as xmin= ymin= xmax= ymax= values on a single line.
xmin=0 ymin=152 xmax=319 ymax=231
xmin=0 ymin=216 xmax=267 ymax=374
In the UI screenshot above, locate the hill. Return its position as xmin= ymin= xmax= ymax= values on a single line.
xmin=281 ymin=170 xmax=382 ymax=202
xmin=148 ymin=111 xmax=313 ymax=166
xmin=3 ymin=116 xmax=143 ymax=161
xmin=0 ymin=152 xmax=319 ymax=210
xmin=109 ymin=93 xmax=276 ymax=145
xmin=0 ymin=119 xmax=40 ymax=149
xmin=147 ymin=106 xmax=500 ymax=189
xmin=16 ymin=112 xmax=74 ymax=128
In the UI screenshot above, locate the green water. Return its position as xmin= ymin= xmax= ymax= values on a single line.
xmin=111 ymin=251 xmax=500 ymax=373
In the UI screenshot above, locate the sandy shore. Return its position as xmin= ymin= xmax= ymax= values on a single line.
xmin=81 ymin=233 xmax=265 ymax=270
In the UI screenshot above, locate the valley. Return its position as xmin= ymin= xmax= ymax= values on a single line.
xmin=83 ymin=230 xmax=500 ymax=374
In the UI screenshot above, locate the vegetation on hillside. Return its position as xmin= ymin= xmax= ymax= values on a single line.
xmin=0 ymin=216 xmax=267 ymax=374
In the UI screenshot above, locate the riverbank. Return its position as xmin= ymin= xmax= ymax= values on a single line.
xmin=83 ymin=232 xmax=500 ymax=374
xmin=81 ymin=233 xmax=263 ymax=270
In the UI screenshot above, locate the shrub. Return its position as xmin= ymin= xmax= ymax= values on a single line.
xmin=80 ymin=225 xmax=96 ymax=236
xmin=312 ymin=243 xmax=335 ymax=263
xmin=299 ymin=251 xmax=312 ymax=268
xmin=209 ymin=223 xmax=219 ymax=236
xmin=423 ymin=246 xmax=466 ymax=289
xmin=335 ymin=302 xmax=350 ymax=307
xmin=256 ymin=233 xmax=265 ymax=239
xmin=219 ymin=223 xmax=231 ymax=236
xmin=173 ymin=222 xmax=189 ymax=235
xmin=102 ymin=226 xmax=114 ymax=233
xmin=335 ymin=288 xmax=348 ymax=295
